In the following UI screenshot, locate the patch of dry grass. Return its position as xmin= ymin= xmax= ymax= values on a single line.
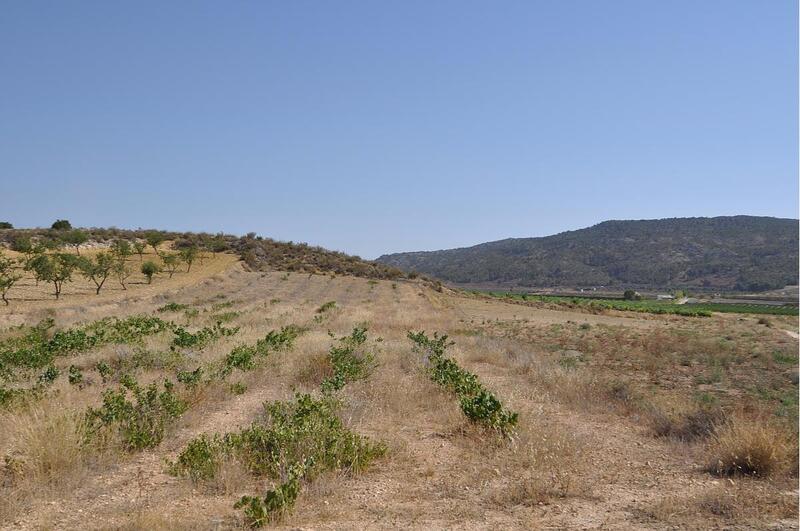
xmin=0 ymin=400 xmax=118 ymax=521
xmin=483 ymin=420 xmax=588 ymax=507
xmin=644 ymin=480 xmax=797 ymax=525
xmin=706 ymin=415 xmax=794 ymax=477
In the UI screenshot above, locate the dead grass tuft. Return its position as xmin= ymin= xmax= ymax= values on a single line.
xmin=497 ymin=427 xmax=586 ymax=505
xmin=0 ymin=400 xmax=118 ymax=521
xmin=293 ymin=351 xmax=334 ymax=388
xmin=1 ymin=403 xmax=90 ymax=488
xmin=706 ymin=416 xmax=791 ymax=477
xmin=649 ymin=406 xmax=725 ymax=442
xmin=645 ymin=480 xmax=797 ymax=525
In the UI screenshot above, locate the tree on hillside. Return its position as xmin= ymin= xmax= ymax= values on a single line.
xmin=39 ymin=238 xmax=61 ymax=251
xmin=10 ymin=235 xmax=32 ymax=254
xmin=114 ymin=259 xmax=132 ymax=290
xmin=78 ymin=252 xmax=115 ymax=295
xmin=23 ymin=246 xmax=46 ymax=285
xmin=179 ymin=246 xmax=198 ymax=272
xmin=110 ymin=239 xmax=132 ymax=260
xmin=133 ymin=241 xmax=146 ymax=261
xmin=161 ymin=253 xmax=180 ymax=278
xmin=29 ymin=253 xmax=79 ymax=299
xmin=62 ymin=230 xmax=89 ymax=255
xmin=623 ymin=289 xmax=642 ymax=301
xmin=51 ymin=219 xmax=72 ymax=230
xmin=145 ymin=231 xmax=166 ymax=254
xmin=141 ymin=261 xmax=160 ymax=284
xmin=0 ymin=252 xmax=21 ymax=305
xmin=208 ymin=235 xmax=228 ymax=255
xmin=0 ymin=222 xmax=12 ymax=229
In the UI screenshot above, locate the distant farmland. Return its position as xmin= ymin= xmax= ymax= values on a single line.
xmin=479 ymin=291 xmax=799 ymax=317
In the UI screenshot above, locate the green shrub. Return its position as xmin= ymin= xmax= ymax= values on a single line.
xmin=157 ymin=302 xmax=189 ymax=313
xmin=172 ymin=393 xmax=385 ymax=525
xmin=230 ymin=382 xmax=247 ymax=395
xmin=224 ymin=345 xmax=257 ymax=372
xmin=235 ymin=459 xmax=310 ymax=527
xmin=37 ymin=365 xmax=60 ymax=385
xmin=171 ymin=322 xmax=239 ymax=349
xmin=409 ymin=331 xmax=518 ymax=436
xmin=85 ymin=376 xmax=187 ymax=450
xmin=67 ymin=365 xmax=83 ymax=385
xmin=0 ymin=386 xmax=26 ymax=407
xmin=219 ymin=325 xmax=304 ymax=377
xmin=0 ymin=315 xmax=171 ymax=375
xmin=460 ymin=390 xmax=519 ymax=433
xmin=141 ymin=261 xmax=160 ymax=284
xmin=321 ymin=326 xmax=375 ymax=394
xmin=176 ymin=367 xmax=203 ymax=388
xmin=169 ymin=433 xmax=223 ymax=482
xmin=96 ymin=361 xmax=112 ymax=383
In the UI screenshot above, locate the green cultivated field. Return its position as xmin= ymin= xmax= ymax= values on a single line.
xmin=482 ymin=292 xmax=798 ymax=317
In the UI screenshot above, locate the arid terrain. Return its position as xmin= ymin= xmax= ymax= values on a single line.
xmin=0 ymin=249 xmax=797 ymax=530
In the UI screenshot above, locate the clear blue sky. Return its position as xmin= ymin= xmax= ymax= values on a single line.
xmin=1 ymin=1 xmax=797 ymax=258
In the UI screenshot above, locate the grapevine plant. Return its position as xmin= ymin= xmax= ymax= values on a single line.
xmin=408 ymin=331 xmax=518 ymax=436
xmin=169 ymin=326 xmax=384 ymax=527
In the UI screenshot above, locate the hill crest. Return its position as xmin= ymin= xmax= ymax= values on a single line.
xmin=376 ymin=216 xmax=799 ymax=292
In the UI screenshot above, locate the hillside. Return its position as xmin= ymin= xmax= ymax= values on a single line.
xmin=377 ymin=216 xmax=799 ymax=292
xmin=0 ymin=227 xmax=406 ymax=281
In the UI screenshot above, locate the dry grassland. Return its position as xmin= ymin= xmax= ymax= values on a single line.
xmin=0 ymin=262 xmax=796 ymax=529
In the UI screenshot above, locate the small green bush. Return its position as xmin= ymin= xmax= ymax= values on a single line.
xmin=96 ymin=361 xmax=112 ymax=383
xmin=171 ymin=393 xmax=385 ymax=525
xmin=321 ymin=326 xmax=375 ymax=394
xmin=176 ymin=367 xmax=203 ymax=388
xmin=68 ymin=365 xmax=83 ymax=385
xmin=409 ymin=331 xmax=518 ymax=436
xmin=171 ymin=322 xmax=239 ymax=349
xmin=0 ymin=315 xmax=171 ymax=375
xmin=230 ymin=382 xmax=247 ymax=395
xmin=85 ymin=376 xmax=187 ymax=450
xmin=37 ymin=365 xmax=60 ymax=385
xmin=141 ymin=261 xmax=160 ymax=283
xmin=157 ymin=302 xmax=189 ymax=313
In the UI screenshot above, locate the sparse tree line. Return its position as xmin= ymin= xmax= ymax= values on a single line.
xmin=0 ymin=219 xmax=414 ymax=304
xmin=0 ymin=220 xmax=226 ymax=304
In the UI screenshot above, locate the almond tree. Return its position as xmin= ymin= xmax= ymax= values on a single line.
xmin=29 ymin=253 xmax=79 ymax=299
xmin=10 ymin=235 xmax=32 ymax=254
xmin=111 ymin=239 xmax=132 ymax=259
xmin=179 ymin=246 xmax=198 ymax=272
xmin=0 ymin=251 xmax=21 ymax=305
xmin=78 ymin=252 xmax=115 ymax=294
xmin=145 ymin=231 xmax=166 ymax=254
xmin=161 ymin=253 xmax=180 ymax=278
xmin=114 ymin=259 xmax=132 ymax=290
xmin=62 ymin=230 xmax=88 ymax=255
xmin=141 ymin=261 xmax=160 ymax=284
xmin=133 ymin=241 xmax=146 ymax=261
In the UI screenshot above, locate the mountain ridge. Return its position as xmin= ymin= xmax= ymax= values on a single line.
xmin=376 ymin=216 xmax=799 ymax=292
